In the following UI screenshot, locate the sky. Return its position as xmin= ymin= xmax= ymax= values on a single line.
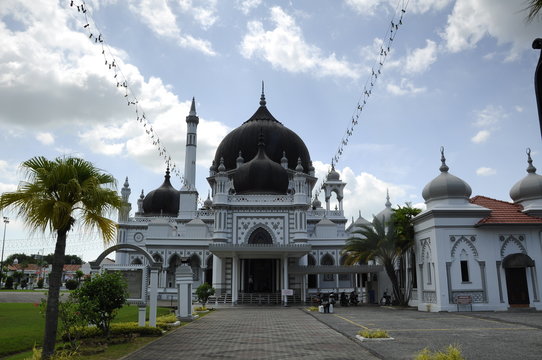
xmin=0 ymin=0 xmax=540 ymax=262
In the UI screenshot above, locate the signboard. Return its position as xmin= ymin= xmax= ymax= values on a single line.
xmin=102 ymin=265 xmax=148 ymax=305
xmin=282 ymin=289 xmax=293 ymax=296
xmin=122 ymin=269 xmax=143 ymax=299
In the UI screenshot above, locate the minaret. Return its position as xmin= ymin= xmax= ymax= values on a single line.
xmin=183 ymin=97 xmax=199 ymax=190
xmin=178 ymin=98 xmax=200 ymax=219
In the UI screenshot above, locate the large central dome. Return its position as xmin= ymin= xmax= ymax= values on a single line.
xmin=212 ymin=91 xmax=312 ymax=174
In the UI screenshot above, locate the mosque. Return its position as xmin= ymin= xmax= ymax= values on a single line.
xmin=115 ymin=89 xmax=542 ymax=311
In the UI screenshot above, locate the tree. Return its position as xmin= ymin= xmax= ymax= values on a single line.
xmin=526 ymin=0 xmax=542 ymax=21
xmin=74 ymin=270 xmax=84 ymax=285
xmin=342 ymin=204 xmax=421 ymax=306
xmin=195 ymin=282 xmax=215 ymax=306
xmin=0 ymin=156 xmax=122 ymax=359
xmin=44 ymin=254 xmax=83 ymax=265
xmin=73 ymin=271 xmax=128 ymax=338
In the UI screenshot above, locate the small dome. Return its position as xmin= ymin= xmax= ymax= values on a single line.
xmin=375 ymin=191 xmax=393 ymax=223
xmin=312 ymin=195 xmax=322 ymax=209
xmin=142 ymin=168 xmax=180 ymax=216
xmin=422 ymin=148 xmax=471 ymax=202
xmin=510 ymin=149 xmax=542 ymax=203
xmin=327 ymin=162 xmax=340 ymax=181
xmin=233 ymin=133 xmax=289 ymax=195
xmin=204 ymin=192 xmax=213 ymax=208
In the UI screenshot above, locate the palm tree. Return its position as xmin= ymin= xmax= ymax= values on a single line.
xmin=342 ymin=216 xmax=406 ymax=305
xmin=526 ymin=0 xmax=542 ymax=21
xmin=0 ymin=156 xmax=122 ymax=359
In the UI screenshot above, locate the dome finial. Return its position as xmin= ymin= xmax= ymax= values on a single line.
xmin=439 ymin=146 xmax=449 ymax=172
xmin=259 ymin=81 xmax=266 ymax=106
xmin=527 ymin=148 xmax=537 ymax=173
xmin=385 ymin=189 xmax=391 ymax=208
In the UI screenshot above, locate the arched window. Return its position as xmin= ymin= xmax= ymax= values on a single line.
xmin=131 ymin=258 xmax=142 ymax=265
xmin=248 ymin=227 xmax=273 ymax=244
xmin=188 ymin=254 xmax=201 ymax=281
xmin=152 ymin=253 xmax=163 ymax=263
xmin=307 ymin=254 xmax=317 ymax=288
xmin=321 ymin=254 xmax=334 ymax=281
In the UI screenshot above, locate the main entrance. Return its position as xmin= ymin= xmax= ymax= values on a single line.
xmin=503 ymin=253 xmax=535 ymax=307
xmin=242 ymin=259 xmax=278 ymax=293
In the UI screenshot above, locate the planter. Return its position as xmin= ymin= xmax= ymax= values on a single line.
xmin=356 ymin=334 xmax=394 ymax=342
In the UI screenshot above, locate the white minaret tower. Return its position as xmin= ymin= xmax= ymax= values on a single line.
xmin=179 ymin=98 xmax=200 ymax=218
xmin=183 ymin=97 xmax=199 ymax=190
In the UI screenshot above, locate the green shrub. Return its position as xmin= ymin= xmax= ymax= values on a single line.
xmin=415 ymin=345 xmax=465 ymax=360
xmin=73 ymin=271 xmax=128 ymax=338
xmin=358 ymin=329 xmax=390 ymax=338
xmin=37 ymin=278 xmax=44 ymax=288
xmin=65 ymin=279 xmax=78 ymax=290
xmin=73 ymin=323 xmax=163 ymax=340
xmin=195 ymin=283 xmax=215 ymax=306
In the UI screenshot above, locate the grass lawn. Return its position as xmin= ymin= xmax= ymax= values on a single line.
xmin=0 ymin=303 xmax=172 ymax=358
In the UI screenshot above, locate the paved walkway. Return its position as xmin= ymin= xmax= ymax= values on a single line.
xmin=122 ymin=307 xmax=378 ymax=360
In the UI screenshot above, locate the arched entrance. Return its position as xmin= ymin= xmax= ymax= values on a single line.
xmin=205 ymin=256 xmax=213 ymax=285
xmin=243 ymin=227 xmax=276 ymax=293
xmin=503 ymin=253 xmax=535 ymax=306
xmin=307 ymin=254 xmax=317 ymax=288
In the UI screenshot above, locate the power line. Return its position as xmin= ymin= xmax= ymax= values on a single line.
xmin=314 ymin=0 xmax=410 ymax=200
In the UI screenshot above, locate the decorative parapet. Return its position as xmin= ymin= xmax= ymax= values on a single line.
xmin=208 ymin=242 xmax=311 ymax=255
xmin=307 ymin=209 xmax=344 ymax=218
xmin=227 ymin=194 xmax=294 ymax=204
xmin=289 ymin=264 xmax=383 ymax=274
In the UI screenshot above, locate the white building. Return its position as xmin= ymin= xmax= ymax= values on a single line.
xmin=115 ymin=92 xmax=386 ymax=304
xmin=414 ymin=148 xmax=542 ymax=311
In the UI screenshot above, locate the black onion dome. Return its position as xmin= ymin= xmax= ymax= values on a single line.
xmin=213 ymin=93 xmax=312 ymax=174
xmin=233 ymin=134 xmax=289 ymax=195
xmin=142 ymin=169 xmax=180 ymax=216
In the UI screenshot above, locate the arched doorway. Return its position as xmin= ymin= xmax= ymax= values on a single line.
xmin=307 ymin=254 xmax=317 ymax=288
xmin=205 ymin=256 xmax=213 ymax=285
xmin=188 ymin=254 xmax=201 ymax=282
xmin=244 ymin=227 xmax=276 ymax=293
xmin=503 ymin=253 xmax=535 ymax=306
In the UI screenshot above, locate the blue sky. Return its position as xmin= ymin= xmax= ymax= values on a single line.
xmin=0 ymin=0 xmax=540 ymax=261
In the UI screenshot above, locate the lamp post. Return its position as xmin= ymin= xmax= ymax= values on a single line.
xmin=0 ymin=217 xmax=9 ymax=286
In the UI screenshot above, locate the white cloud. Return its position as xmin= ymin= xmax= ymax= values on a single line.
xmin=441 ymin=0 xmax=540 ymax=59
xmin=386 ymin=78 xmax=426 ymax=95
xmin=128 ymin=0 xmax=216 ymax=55
xmin=471 ymin=130 xmax=490 ymax=144
xmin=237 ymin=0 xmax=262 ymax=15
xmin=470 ymin=105 xmax=506 ymax=143
xmin=404 ymin=40 xmax=438 ymax=74
xmin=240 ymin=6 xmax=360 ymax=79
xmin=35 ymin=132 xmax=55 ymax=146
xmin=476 ymin=167 xmax=496 ymax=176
xmin=178 ymin=0 xmax=218 ymax=30
xmin=515 ymin=106 xmax=523 ymax=113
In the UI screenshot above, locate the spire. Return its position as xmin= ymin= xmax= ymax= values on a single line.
xmin=527 ymin=148 xmax=537 ymax=174
xmin=189 ymin=97 xmax=197 ymax=116
xmin=439 ymin=146 xmax=449 ymax=172
xmin=259 ymin=81 xmax=266 ymax=106
xmin=385 ymin=189 xmax=391 ymax=208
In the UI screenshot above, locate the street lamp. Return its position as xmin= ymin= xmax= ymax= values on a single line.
xmin=0 ymin=217 xmax=9 ymax=286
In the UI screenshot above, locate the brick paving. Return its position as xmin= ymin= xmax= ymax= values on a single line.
xmin=122 ymin=307 xmax=378 ymax=360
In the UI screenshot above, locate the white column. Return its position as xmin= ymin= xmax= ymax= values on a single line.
xmin=283 ymin=256 xmax=289 ymax=306
xmin=149 ymin=269 xmax=158 ymax=327
xmin=232 ymin=255 xmax=238 ymax=305
xmin=212 ymin=255 xmax=223 ymax=295
xmin=138 ymin=305 xmax=146 ymax=327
